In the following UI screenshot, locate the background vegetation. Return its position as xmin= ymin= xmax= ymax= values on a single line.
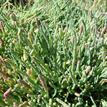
xmin=0 ymin=0 xmax=107 ymax=106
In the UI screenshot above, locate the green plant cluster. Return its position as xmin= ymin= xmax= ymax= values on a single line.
xmin=0 ymin=0 xmax=107 ymax=107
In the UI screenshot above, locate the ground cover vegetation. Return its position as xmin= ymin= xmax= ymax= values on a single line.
xmin=0 ymin=0 xmax=107 ymax=106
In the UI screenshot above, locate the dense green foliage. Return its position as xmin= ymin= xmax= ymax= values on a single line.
xmin=0 ymin=0 xmax=107 ymax=106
